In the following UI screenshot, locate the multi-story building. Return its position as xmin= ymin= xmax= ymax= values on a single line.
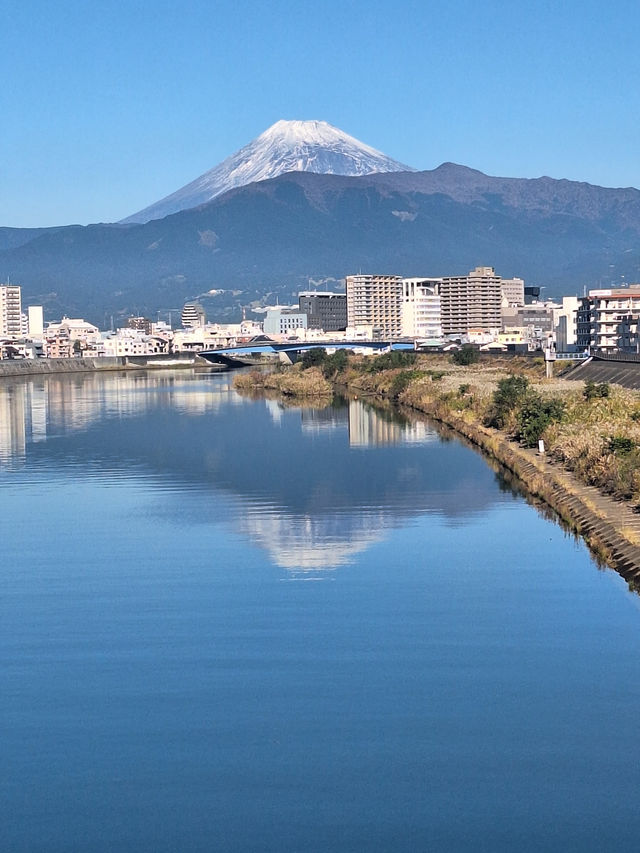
xmin=554 ymin=297 xmax=580 ymax=352
xmin=298 ymin=292 xmax=347 ymax=332
xmin=401 ymin=278 xmax=443 ymax=339
xmin=0 ymin=284 xmax=22 ymax=337
xmin=28 ymin=306 xmax=44 ymax=338
xmin=500 ymin=277 xmax=525 ymax=306
xmin=127 ymin=316 xmax=153 ymax=334
xmin=181 ymin=302 xmax=206 ymax=328
xmin=43 ymin=317 xmax=101 ymax=358
xmin=345 ymin=274 xmax=403 ymax=340
xmin=101 ymin=329 xmax=170 ymax=357
xmin=576 ymin=286 xmax=640 ymax=352
xmin=264 ymin=309 xmax=308 ymax=336
xmin=440 ymin=266 xmax=503 ymax=335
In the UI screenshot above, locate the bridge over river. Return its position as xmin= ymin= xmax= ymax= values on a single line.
xmin=199 ymin=340 xmax=415 ymax=367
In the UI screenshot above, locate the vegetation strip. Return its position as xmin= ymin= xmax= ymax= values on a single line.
xmin=234 ymin=349 xmax=640 ymax=588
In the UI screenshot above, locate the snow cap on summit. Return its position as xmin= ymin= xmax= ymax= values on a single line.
xmin=122 ymin=119 xmax=415 ymax=224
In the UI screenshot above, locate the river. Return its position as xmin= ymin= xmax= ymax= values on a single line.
xmin=2 ymin=369 xmax=640 ymax=852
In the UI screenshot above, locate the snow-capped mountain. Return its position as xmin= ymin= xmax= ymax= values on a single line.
xmin=122 ymin=119 xmax=415 ymax=224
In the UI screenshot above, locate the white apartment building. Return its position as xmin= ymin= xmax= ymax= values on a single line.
xmin=264 ymin=309 xmax=308 ymax=336
xmin=554 ymin=296 xmax=580 ymax=352
xmin=28 ymin=306 xmax=44 ymax=338
xmin=0 ymin=284 xmax=22 ymax=337
xmin=345 ymin=274 xmax=403 ymax=340
xmin=577 ymin=286 xmax=640 ymax=352
xmin=101 ymin=329 xmax=169 ymax=357
xmin=401 ymin=278 xmax=443 ymax=339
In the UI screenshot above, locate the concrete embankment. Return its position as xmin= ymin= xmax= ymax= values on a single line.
xmin=408 ymin=399 xmax=640 ymax=587
xmin=0 ymin=354 xmax=217 ymax=379
xmin=563 ymin=354 xmax=640 ymax=390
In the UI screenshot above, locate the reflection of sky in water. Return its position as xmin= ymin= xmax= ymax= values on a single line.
xmin=0 ymin=369 xmax=519 ymax=572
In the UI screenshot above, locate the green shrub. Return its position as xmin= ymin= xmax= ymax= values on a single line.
xmin=458 ymin=383 xmax=471 ymax=395
xmin=515 ymin=393 xmax=565 ymax=447
xmin=389 ymin=370 xmax=426 ymax=398
xmin=486 ymin=375 xmax=530 ymax=429
xmin=608 ymin=435 xmax=635 ymax=455
xmin=321 ymin=349 xmax=349 ymax=378
xmin=583 ymin=381 xmax=610 ymax=400
xmin=451 ymin=345 xmax=479 ymax=365
xmin=367 ymin=350 xmax=418 ymax=373
xmin=301 ymin=348 xmax=327 ymax=369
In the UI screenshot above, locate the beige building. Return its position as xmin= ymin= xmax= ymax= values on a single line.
xmin=500 ymin=277 xmax=525 ymax=306
xmin=345 ymin=275 xmax=403 ymax=339
xmin=440 ymin=266 xmax=503 ymax=335
xmin=0 ymin=284 xmax=22 ymax=337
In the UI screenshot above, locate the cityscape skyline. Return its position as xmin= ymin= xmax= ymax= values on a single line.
xmin=3 ymin=0 xmax=639 ymax=227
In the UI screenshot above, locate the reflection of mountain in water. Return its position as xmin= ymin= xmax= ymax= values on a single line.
xmin=0 ymin=371 xmax=518 ymax=570
xmin=236 ymin=505 xmax=387 ymax=571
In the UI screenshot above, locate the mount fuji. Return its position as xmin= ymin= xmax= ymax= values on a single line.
xmin=121 ymin=119 xmax=415 ymax=224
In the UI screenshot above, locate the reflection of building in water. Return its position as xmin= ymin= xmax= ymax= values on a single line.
xmin=348 ymin=400 xmax=437 ymax=447
xmin=0 ymin=371 xmax=245 ymax=465
xmin=0 ymin=384 xmax=27 ymax=464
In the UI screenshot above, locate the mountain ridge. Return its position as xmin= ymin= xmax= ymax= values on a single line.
xmin=4 ymin=163 xmax=640 ymax=323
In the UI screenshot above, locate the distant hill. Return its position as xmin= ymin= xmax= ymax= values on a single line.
xmin=3 ymin=165 xmax=640 ymax=324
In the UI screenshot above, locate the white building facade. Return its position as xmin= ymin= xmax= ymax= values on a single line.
xmin=401 ymin=278 xmax=443 ymax=339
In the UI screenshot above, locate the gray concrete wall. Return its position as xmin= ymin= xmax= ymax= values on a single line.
xmin=0 ymin=354 xmax=202 ymax=378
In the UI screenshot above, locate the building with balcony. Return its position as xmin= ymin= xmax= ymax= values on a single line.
xmin=440 ymin=266 xmax=503 ymax=335
xmin=500 ymin=277 xmax=525 ymax=307
xmin=181 ymin=302 xmax=206 ymax=328
xmin=576 ymin=287 xmax=640 ymax=353
xmin=401 ymin=278 xmax=443 ymax=339
xmin=345 ymin=275 xmax=403 ymax=340
xmin=0 ymin=284 xmax=22 ymax=337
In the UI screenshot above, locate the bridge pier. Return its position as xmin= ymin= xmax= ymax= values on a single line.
xmin=278 ymin=351 xmax=298 ymax=365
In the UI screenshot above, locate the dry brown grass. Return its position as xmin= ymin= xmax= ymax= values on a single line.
xmin=234 ymin=366 xmax=332 ymax=397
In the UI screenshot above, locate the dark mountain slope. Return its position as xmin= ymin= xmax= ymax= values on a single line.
xmin=3 ymin=165 xmax=640 ymax=323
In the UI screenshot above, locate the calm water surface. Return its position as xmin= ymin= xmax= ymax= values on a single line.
xmin=2 ymin=369 xmax=640 ymax=852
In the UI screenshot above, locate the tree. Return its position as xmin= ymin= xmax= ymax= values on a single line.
xmin=451 ymin=345 xmax=479 ymax=366
xmin=486 ymin=375 xmax=530 ymax=428
xmin=301 ymin=348 xmax=327 ymax=369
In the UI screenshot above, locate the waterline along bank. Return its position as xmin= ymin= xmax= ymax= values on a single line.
xmin=0 ymin=353 xmax=219 ymax=378
xmin=234 ymin=352 xmax=640 ymax=587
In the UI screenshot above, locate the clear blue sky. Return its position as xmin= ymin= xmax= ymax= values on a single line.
xmin=2 ymin=0 xmax=638 ymax=227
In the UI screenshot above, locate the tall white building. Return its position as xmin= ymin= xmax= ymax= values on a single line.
xmin=28 ymin=306 xmax=44 ymax=338
xmin=0 ymin=284 xmax=22 ymax=337
xmin=554 ymin=296 xmax=580 ymax=352
xmin=345 ymin=274 xmax=403 ymax=339
xmin=401 ymin=278 xmax=443 ymax=339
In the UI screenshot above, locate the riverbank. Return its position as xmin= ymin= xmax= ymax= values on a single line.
xmin=0 ymin=353 xmax=219 ymax=378
xmin=233 ymin=353 xmax=640 ymax=587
